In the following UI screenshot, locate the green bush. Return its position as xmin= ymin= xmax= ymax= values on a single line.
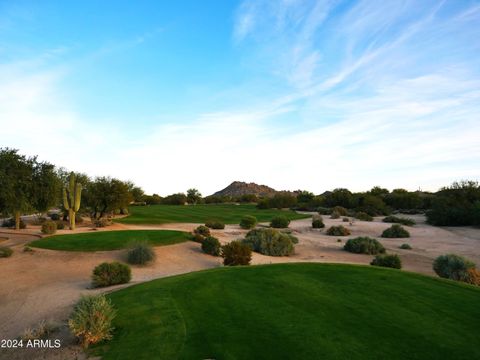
xmin=23 ymin=246 xmax=34 ymax=253
xmin=317 ymin=207 xmax=332 ymax=215
xmin=205 ymin=220 xmax=225 ymax=229
xmin=68 ymin=294 xmax=116 ymax=348
xmin=270 ymin=216 xmax=290 ymax=228
xmin=399 ymin=243 xmax=412 ymax=250
xmin=41 ymin=220 xmax=57 ymax=235
xmin=381 ymin=224 xmax=410 ymax=238
xmin=344 ymin=237 xmax=385 ymax=254
xmin=194 ymin=225 xmax=211 ymax=237
xmin=433 ymin=254 xmax=476 ymax=282
xmin=91 ymin=262 xmax=131 ymax=288
xmin=240 ymin=215 xmax=257 ymax=229
xmin=342 ymin=217 xmax=349 ymax=222
xmin=371 ymin=254 xmax=402 ymax=269
xmin=326 ymin=225 xmax=351 ymax=236
xmin=201 ymin=236 xmax=221 ymax=256
xmin=56 ymin=221 xmax=66 ymax=230
xmin=312 ymin=215 xmax=325 ymax=229
xmin=355 ymin=212 xmax=373 ymax=221
xmin=0 ymin=246 xmax=13 ymax=258
xmin=332 ymin=206 xmax=348 ymax=216
xmin=330 ymin=210 xmax=341 ymax=219
xmin=221 ymin=241 xmax=252 ymax=266
xmin=127 ymin=241 xmax=155 ymax=265
xmin=383 ymin=215 xmax=416 ymax=226
xmin=243 ymin=228 xmax=297 ymax=256
xmin=192 ymin=233 xmax=205 ymax=243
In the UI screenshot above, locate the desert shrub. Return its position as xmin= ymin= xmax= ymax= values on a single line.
xmin=355 ymin=212 xmax=373 ymax=221
xmin=332 ymin=206 xmax=348 ymax=216
xmin=312 ymin=215 xmax=325 ymax=229
xmin=326 ymin=225 xmax=351 ymax=236
xmin=91 ymin=262 xmax=131 ymax=288
xmin=381 ymin=224 xmax=410 ymax=238
xmin=21 ymin=320 xmax=59 ymax=341
xmin=240 ymin=215 xmax=257 ymax=229
xmin=32 ymin=216 xmax=47 ymax=225
xmin=383 ymin=215 xmax=416 ymax=226
xmin=68 ymin=294 xmax=116 ymax=348
xmin=127 ymin=241 xmax=155 ymax=265
xmin=1 ymin=218 xmax=26 ymax=229
xmin=270 ymin=215 xmax=290 ymax=228
xmin=317 ymin=207 xmax=332 ymax=215
xmin=330 ymin=210 xmax=340 ymax=219
xmin=23 ymin=246 xmax=34 ymax=253
xmin=75 ymin=214 xmax=84 ymax=224
xmin=465 ymin=268 xmax=480 ymax=286
xmin=41 ymin=220 xmax=57 ymax=235
xmin=49 ymin=213 xmax=60 ymax=221
xmin=93 ymin=218 xmax=112 ymax=228
xmin=222 ymin=240 xmax=252 ymax=266
xmin=344 ymin=237 xmax=385 ymax=254
xmin=243 ymin=228 xmax=297 ymax=256
xmin=56 ymin=221 xmax=66 ymax=230
xmin=0 ymin=246 xmax=13 ymax=258
xmin=194 ymin=225 xmax=210 ymax=237
xmin=433 ymin=254 xmax=476 ymax=282
xmin=399 ymin=243 xmax=412 ymax=250
xmin=371 ymin=254 xmax=402 ymax=269
xmin=192 ymin=233 xmax=205 ymax=243
xmin=342 ymin=217 xmax=349 ymax=222
xmin=201 ymin=236 xmax=221 ymax=256
xmin=205 ymin=219 xmax=225 ymax=229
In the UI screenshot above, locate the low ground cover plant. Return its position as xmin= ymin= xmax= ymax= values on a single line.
xmin=355 ymin=212 xmax=373 ymax=221
xmin=332 ymin=206 xmax=348 ymax=216
xmin=344 ymin=237 xmax=385 ymax=254
xmin=330 ymin=210 xmax=340 ymax=219
xmin=0 ymin=246 xmax=13 ymax=258
xmin=312 ymin=215 xmax=325 ymax=228
xmin=383 ymin=215 xmax=416 ymax=226
xmin=68 ymin=294 xmax=116 ymax=348
xmin=205 ymin=219 xmax=225 ymax=229
xmin=194 ymin=225 xmax=211 ymax=237
xmin=270 ymin=215 xmax=290 ymax=228
xmin=127 ymin=241 xmax=155 ymax=265
xmin=399 ymin=243 xmax=412 ymax=250
xmin=381 ymin=224 xmax=410 ymax=238
xmin=41 ymin=220 xmax=57 ymax=234
xmin=201 ymin=236 xmax=221 ymax=256
xmin=371 ymin=254 xmax=402 ymax=269
xmin=433 ymin=254 xmax=478 ymax=285
xmin=221 ymin=241 xmax=252 ymax=266
xmin=240 ymin=215 xmax=257 ymax=229
xmin=326 ymin=225 xmax=351 ymax=236
xmin=93 ymin=218 xmax=112 ymax=228
xmin=243 ymin=228 xmax=297 ymax=256
xmin=91 ymin=262 xmax=131 ymax=288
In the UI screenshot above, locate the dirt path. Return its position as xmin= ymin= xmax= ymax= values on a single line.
xmin=0 ymin=215 xmax=479 ymax=359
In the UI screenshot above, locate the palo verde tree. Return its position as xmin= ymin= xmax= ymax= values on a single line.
xmin=63 ymin=172 xmax=83 ymax=230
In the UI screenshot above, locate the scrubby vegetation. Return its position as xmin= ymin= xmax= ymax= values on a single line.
xmin=399 ymin=243 xmax=412 ymax=250
xmin=326 ymin=225 xmax=351 ymax=236
xmin=0 ymin=246 xmax=13 ymax=258
xmin=240 ymin=215 xmax=257 ymax=229
xmin=201 ymin=236 xmax=221 ymax=256
xmin=127 ymin=241 xmax=155 ymax=265
xmin=344 ymin=237 xmax=385 ymax=254
xmin=330 ymin=210 xmax=340 ymax=219
xmin=243 ymin=228 xmax=297 ymax=256
xmin=433 ymin=254 xmax=479 ymax=285
xmin=371 ymin=254 xmax=402 ymax=269
xmin=383 ymin=215 xmax=416 ymax=226
xmin=205 ymin=219 xmax=225 ymax=229
xmin=355 ymin=212 xmax=373 ymax=221
xmin=312 ymin=215 xmax=325 ymax=228
xmin=69 ymin=294 xmax=116 ymax=348
xmin=41 ymin=220 xmax=57 ymax=234
xmin=270 ymin=215 xmax=290 ymax=228
xmin=194 ymin=225 xmax=211 ymax=237
xmin=221 ymin=241 xmax=252 ymax=266
xmin=381 ymin=224 xmax=410 ymax=238
xmin=91 ymin=262 xmax=132 ymax=287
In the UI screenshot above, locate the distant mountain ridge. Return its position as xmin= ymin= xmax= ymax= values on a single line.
xmin=212 ymin=181 xmax=278 ymax=197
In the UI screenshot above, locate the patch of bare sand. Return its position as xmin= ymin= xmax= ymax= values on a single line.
xmin=0 ymin=215 xmax=479 ymax=359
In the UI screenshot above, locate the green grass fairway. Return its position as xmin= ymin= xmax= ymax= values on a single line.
xmin=29 ymin=230 xmax=189 ymax=251
xmin=116 ymin=204 xmax=310 ymax=224
xmin=94 ymin=263 xmax=480 ymax=360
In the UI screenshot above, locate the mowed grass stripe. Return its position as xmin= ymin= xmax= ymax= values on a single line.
xmin=116 ymin=204 xmax=310 ymax=224
xmin=93 ymin=263 xmax=480 ymax=360
xmin=29 ymin=230 xmax=190 ymax=251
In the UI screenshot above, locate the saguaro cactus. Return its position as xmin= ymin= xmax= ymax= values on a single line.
xmin=63 ymin=172 xmax=82 ymax=230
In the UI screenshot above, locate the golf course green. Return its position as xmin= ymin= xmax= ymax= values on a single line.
xmin=30 ymin=230 xmax=190 ymax=251
xmin=116 ymin=204 xmax=310 ymax=224
xmin=93 ymin=263 xmax=480 ymax=359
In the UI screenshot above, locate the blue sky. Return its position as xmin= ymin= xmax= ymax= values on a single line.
xmin=1 ymin=0 xmax=479 ymax=195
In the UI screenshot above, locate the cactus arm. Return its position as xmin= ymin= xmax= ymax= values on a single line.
xmin=74 ymin=184 xmax=82 ymax=212
xmin=63 ymin=188 xmax=70 ymax=210
xmin=69 ymin=172 xmax=75 ymax=207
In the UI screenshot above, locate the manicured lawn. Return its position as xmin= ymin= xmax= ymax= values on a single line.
xmin=29 ymin=230 xmax=190 ymax=251
xmin=94 ymin=263 xmax=480 ymax=360
xmin=116 ymin=204 xmax=310 ymax=224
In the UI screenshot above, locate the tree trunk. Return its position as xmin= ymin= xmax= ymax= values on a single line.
xmin=69 ymin=208 xmax=75 ymax=230
xmin=15 ymin=211 xmax=20 ymax=230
